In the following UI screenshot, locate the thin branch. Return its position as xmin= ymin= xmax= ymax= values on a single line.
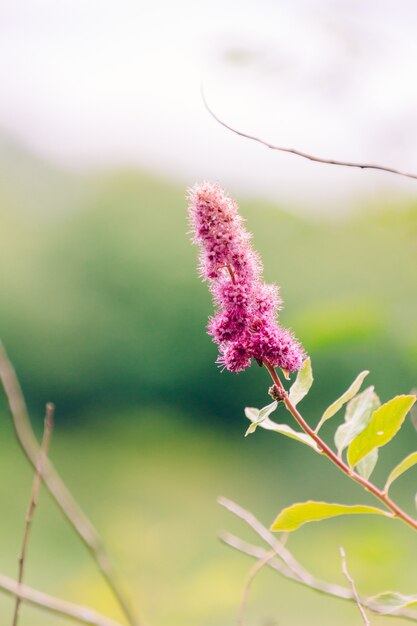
xmin=339 ymin=546 xmax=370 ymax=626
xmin=201 ymin=88 xmax=417 ymax=181
xmin=220 ymin=531 xmax=349 ymax=597
xmin=0 ymin=341 xmax=142 ymax=626
xmin=220 ymin=532 xmax=417 ymax=623
xmin=238 ymin=551 xmax=275 ymax=626
xmin=219 ymin=497 xmax=417 ymax=622
xmin=219 ymin=496 xmax=323 ymax=585
xmin=220 ymin=531 xmax=299 ymax=581
xmin=0 ymin=574 xmax=124 ymax=626
xmin=12 ymin=402 xmax=54 ymax=626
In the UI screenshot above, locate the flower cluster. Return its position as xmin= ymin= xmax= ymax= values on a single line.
xmin=187 ymin=182 xmax=305 ymax=373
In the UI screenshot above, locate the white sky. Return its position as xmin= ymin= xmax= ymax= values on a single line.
xmin=0 ymin=0 xmax=417 ymax=212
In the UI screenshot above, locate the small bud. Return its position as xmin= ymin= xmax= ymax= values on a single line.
xmin=268 ymin=384 xmax=285 ymax=402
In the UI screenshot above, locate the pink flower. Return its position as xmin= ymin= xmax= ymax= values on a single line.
xmin=188 ymin=182 xmax=260 ymax=283
xmin=188 ymin=182 xmax=305 ymax=373
xmin=217 ymin=340 xmax=252 ymax=373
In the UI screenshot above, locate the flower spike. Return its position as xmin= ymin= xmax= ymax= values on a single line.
xmin=188 ymin=182 xmax=305 ymax=373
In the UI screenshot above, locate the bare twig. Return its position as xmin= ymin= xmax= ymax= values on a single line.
xmin=12 ymin=402 xmax=54 ymax=626
xmin=220 ymin=531 xmax=349 ymax=596
xmin=0 ymin=341 xmax=142 ymax=626
xmin=219 ymin=496 xmax=321 ymax=585
xmin=201 ymin=88 xmax=417 ymax=181
xmin=238 ymin=551 xmax=275 ymax=626
xmin=220 ymin=533 xmax=417 ymax=622
xmin=339 ymin=546 xmax=370 ymax=626
xmin=0 ymin=573 xmax=124 ymax=626
xmin=219 ymin=498 xmax=417 ymax=622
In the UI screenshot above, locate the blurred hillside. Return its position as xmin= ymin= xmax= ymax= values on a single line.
xmin=1 ymin=139 xmax=417 ymax=626
xmin=0 ymin=139 xmax=417 ymax=427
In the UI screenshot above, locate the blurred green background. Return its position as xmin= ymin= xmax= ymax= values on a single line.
xmin=0 ymin=141 xmax=417 ymax=625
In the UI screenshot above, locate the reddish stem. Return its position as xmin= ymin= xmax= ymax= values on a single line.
xmin=262 ymin=358 xmax=417 ymax=532
xmin=226 ymin=264 xmax=236 ymax=284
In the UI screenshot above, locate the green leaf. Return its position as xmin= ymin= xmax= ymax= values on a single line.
xmin=347 ymin=395 xmax=416 ymax=468
xmin=244 ymin=407 xmax=319 ymax=451
xmin=244 ymin=407 xmax=259 ymax=422
xmin=258 ymin=401 xmax=278 ymax=420
xmin=384 ymin=451 xmax=417 ymax=493
xmin=289 ymin=358 xmax=313 ymax=407
xmin=244 ymin=402 xmax=277 ymax=435
xmin=271 ymin=501 xmax=389 ymax=532
xmin=356 ymin=448 xmax=378 ymax=480
xmin=334 ymin=386 xmax=380 ymax=455
xmin=316 ymin=371 xmax=369 ymax=432
xmin=370 ymin=591 xmax=417 ymax=614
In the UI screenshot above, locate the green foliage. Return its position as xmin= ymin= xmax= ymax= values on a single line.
xmin=1 ymin=147 xmax=417 ymax=424
xmin=316 ymin=370 xmax=369 ymax=432
xmin=244 ymin=401 xmax=278 ymax=434
xmin=271 ymin=501 xmax=389 ymax=532
xmin=356 ymin=448 xmax=379 ymax=480
xmin=384 ymin=451 xmax=417 ymax=493
xmin=288 ymin=357 xmax=313 ymax=407
xmin=347 ymin=395 xmax=416 ymax=468
xmin=244 ymin=404 xmax=319 ymax=451
xmin=335 ymin=387 xmax=381 ymax=479
xmin=335 ymin=387 xmax=380 ymax=456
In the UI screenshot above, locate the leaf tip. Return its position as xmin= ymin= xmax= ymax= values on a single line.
xmin=281 ymin=368 xmax=290 ymax=380
xmin=244 ymin=407 xmax=258 ymax=420
xmin=244 ymin=424 xmax=255 ymax=437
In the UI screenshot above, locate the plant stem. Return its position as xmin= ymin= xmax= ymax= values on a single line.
xmin=262 ymin=358 xmax=417 ymax=532
xmin=12 ymin=403 xmax=54 ymax=626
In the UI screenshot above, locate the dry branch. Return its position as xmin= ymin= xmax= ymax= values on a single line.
xmin=339 ymin=546 xmax=370 ymax=626
xmin=219 ymin=497 xmax=417 ymax=622
xmin=0 ymin=574 xmax=124 ymax=626
xmin=202 ymin=89 xmax=417 ymax=181
xmin=0 ymin=341 xmax=142 ymax=626
xmin=12 ymin=402 xmax=54 ymax=626
xmin=238 ymin=551 xmax=275 ymax=626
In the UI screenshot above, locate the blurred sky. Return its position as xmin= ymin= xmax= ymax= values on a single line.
xmin=1 ymin=0 xmax=417 ymax=212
